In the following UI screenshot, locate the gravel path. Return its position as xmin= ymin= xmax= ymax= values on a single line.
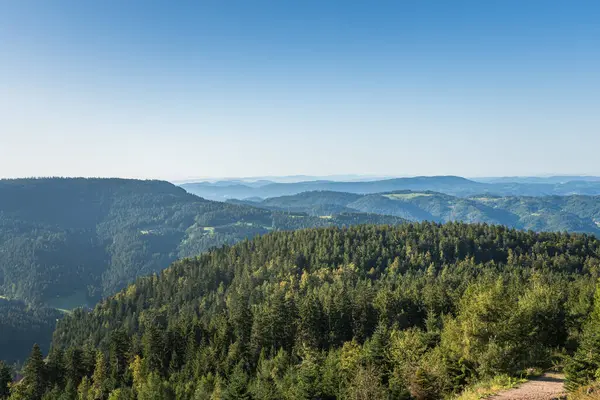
xmin=489 ymin=373 xmax=566 ymax=400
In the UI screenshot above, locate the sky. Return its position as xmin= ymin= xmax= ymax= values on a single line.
xmin=1 ymin=1 xmax=599 ymax=180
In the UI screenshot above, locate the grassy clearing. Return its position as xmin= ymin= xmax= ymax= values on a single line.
xmin=384 ymin=193 xmax=433 ymax=200
xmin=203 ymin=227 xmax=215 ymax=233
xmin=471 ymin=197 xmax=501 ymax=203
xmin=452 ymin=375 xmax=527 ymax=400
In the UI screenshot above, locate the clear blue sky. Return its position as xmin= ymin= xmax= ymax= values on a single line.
xmin=1 ymin=1 xmax=599 ymax=179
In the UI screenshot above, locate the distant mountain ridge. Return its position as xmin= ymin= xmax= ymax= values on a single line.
xmin=182 ymin=175 xmax=600 ymax=201
xmin=474 ymin=175 xmax=600 ymax=184
xmin=228 ymin=189 xmax=600 ymax=236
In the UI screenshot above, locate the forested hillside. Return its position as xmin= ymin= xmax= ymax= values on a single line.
xmin=232 ymin=190 xmax=600 ymax=236
xmin=4 ymin=223 xmax=600 ymax=399
xmin=0 ymin=178 xmax=405 ymax=307
xmin=0 ymin=298 xmax=61 ymax=364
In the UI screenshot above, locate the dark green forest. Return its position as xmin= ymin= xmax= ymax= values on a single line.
xmin=0 ymin=178 xmax=407 ymax=364
xmin=4 ymin=223 xmax=600 ymax=399
xmin=0 ymin=178 xmax=405 ymax=306
xmin=0 ymin=299 xmax=61 ymax=363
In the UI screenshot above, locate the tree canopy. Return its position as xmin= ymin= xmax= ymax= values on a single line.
xmin=2 ymin=223 xmax=599 ymax=399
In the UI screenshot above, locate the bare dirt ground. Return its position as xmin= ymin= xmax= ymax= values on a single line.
xmin=489 ymin=373 xmax=566 ymax=400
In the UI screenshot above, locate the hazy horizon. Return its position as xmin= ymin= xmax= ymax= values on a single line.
xmin=173 ymin=173 xmax=600 ymax=183
xmin=2 ymin=1 xmax=599 ymax=179
xmin=4 ymin=173 xmax=600 ymax=184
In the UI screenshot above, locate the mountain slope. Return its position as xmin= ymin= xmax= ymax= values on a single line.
xmin=228 ymin=191 xmax=363 ymax=215
xmin=0 ymin=298 xmax=61 ymax=364
xmin=0 ymin=178 xmax=407 ymax=307
xmin=37 ymin=223 xmax=600 ymax=399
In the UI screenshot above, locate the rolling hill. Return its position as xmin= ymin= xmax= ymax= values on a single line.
xmin=19 ymin=223 xmax=597 ymax=399
xmin=0 ymin=178 xmax=410 ymax=364
xmin=0 ymin=298 xmax=61 ymax=364
xmin=0 ymin=178 xmax=407 ymax=308
xmin=228 ymin=190 xmax=600 ymax=236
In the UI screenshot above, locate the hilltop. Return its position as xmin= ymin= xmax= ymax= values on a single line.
xmin=12 ymin=223 xmax=599 ymax=399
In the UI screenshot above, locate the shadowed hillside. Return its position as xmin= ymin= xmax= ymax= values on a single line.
xmin=0 ymin=178 xmax=407 ymax=307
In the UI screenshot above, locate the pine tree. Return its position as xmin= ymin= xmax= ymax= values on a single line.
xmin=249 ymin=354 xmax=279 ymax=400
xmin=91 ymin=352 xmax=108 ymax=400
xmin=295 ymin=351 xmax=323 ymax=399
xmin=61 ymin=379 xmax=78 ymax=400
xmin=298 ymin=292 xmax=325 ymax=349
xmin=0 ymin=361 xmax=11 ymax=399
xmin=345 ymin=364 xmax=386 ymax=400
xmin=221 ymin=363 xmax=250 ymax=400
xmin=77 ymin=376 xmax=91 ymax=400
xmin=64 ymin=348 xmax=86 ymax=386
xmin=142 ymin=325 xmax=166 ymax=375
xmin=565 ymin=281 xmax=600 ymax=390
xmin=108 ymin=329 xmax=130 ymax=387
xmin=363 ymin=322 xmax=388 ymax=366
xmin=46 ymin=347 xmax=66 ymax=389
xmin=18 ymin=344 xmax=47 ymax=400
xmin=136 ymin=373 xmax=174 ymax=400
xmin=107 ymin=388 xmax=134 ymax=400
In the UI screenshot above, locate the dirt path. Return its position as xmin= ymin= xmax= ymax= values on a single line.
xmin=489 ymin=373 xmax=566 ymax=400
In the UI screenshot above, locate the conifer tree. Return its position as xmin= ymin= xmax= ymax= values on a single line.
xmin=64 ymin=347 xmax=86 ymax=392
xmin=77 ymin=377 xmax=91 ymax=400
xmin=565 ymin=281 xmax=600 ymax=390
xmin=91 ymin=352 xmax=108 ymax=400
xmin=141 ymin=325 xmax=166 ymax=376
xmin=108 ymin=330 xmax=129 ymax=387
xmin=222 ymin=363 xmax=250 ymax=400
xmin=0 ymin=361 xmax=11 ymax=399
xmin=17 ymin=344 xmax=47 ymax=400
xmin=46 ymin=348 xmax=66 ymax=389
